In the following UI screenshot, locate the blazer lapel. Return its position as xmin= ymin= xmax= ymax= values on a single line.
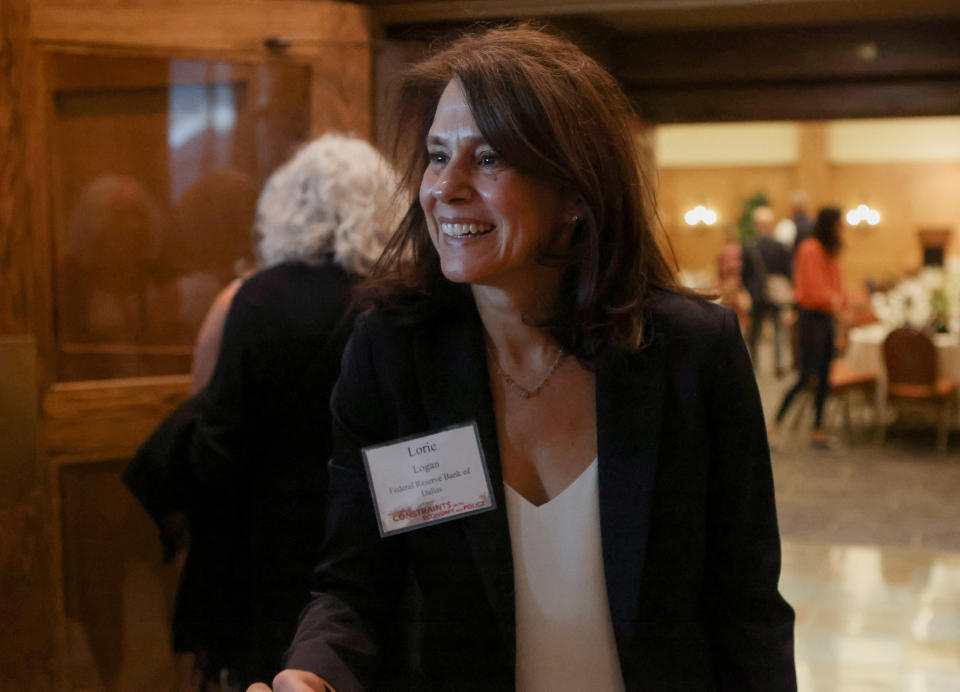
xmin=596 ymin=327 xmax=666 ymax=639
xmin=413 ymin=301 xmax=516 ymax=655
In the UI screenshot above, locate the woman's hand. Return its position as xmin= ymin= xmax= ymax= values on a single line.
xmin=246 ymin=670 xmax=333 ymax=692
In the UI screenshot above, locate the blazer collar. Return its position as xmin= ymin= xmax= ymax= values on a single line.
xmin=596 ymin=327 xmax=666 ymax=638
xmin=412 ymin=297 xmax=667 ymax=646
xmin=412 ymin=299 xmax=517 ymax=654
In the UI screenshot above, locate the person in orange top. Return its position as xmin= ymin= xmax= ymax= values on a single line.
xmin=771 ymin=206 xmax=846 ymax=448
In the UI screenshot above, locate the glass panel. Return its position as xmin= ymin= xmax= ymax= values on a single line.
xmin=50 ymin=53 xmax=311 ymax=381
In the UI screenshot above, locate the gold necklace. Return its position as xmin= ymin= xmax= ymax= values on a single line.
xmin=486 ymin=339 xmax=566 ymax=399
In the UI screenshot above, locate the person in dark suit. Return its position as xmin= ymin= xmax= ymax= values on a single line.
xmin=125 ymin=134 xmax=401 ymax=690
xmin=741 ymin=205 xmax=794 ymax=376
xmin=791 ymin=190 xmax=816 ymax=252
xmin=251 ymin=26 xmax=795 ymax=692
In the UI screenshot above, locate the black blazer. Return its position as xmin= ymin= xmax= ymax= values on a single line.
xmin=126 ymin=261 xmax=358 ymax=685
xmin=286 ymin=290 xmax=796 ymax=691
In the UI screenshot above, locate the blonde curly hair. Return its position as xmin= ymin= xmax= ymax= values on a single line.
xmin=254 ymin=133 xmax=402 ymax=276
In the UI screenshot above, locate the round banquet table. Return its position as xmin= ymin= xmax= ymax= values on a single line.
xmin=844 ymin=323 xmax=960 ymax=426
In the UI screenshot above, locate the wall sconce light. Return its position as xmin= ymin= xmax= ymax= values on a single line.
xmin=847 ymin=204 xmax=880 ymax=226
xmin=684 ymin=205 xmax=718 ymax=226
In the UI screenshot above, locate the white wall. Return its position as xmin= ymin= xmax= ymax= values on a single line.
xmin=828 ymin=117 xmax=960 ymax=163
xmin=655 ymin=122 xmax=798 ymax=167
xmin=654 ymin=117 xmax=960 ymax=166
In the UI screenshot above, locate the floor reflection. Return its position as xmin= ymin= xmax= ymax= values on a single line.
xmin=750 ymin=332 xmax=960 ymax=690
xmin=783 ymin=533 xmax=960 ymax=690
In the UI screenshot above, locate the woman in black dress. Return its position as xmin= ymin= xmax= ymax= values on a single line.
xmin=126 ymin=133 xmax=401 ymax=690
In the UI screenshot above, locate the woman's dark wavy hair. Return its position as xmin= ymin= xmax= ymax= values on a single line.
xmin=813 ymin=206 xmax=842 ymax=256
xmin=364 ymin=24 xmax=683 ymax=361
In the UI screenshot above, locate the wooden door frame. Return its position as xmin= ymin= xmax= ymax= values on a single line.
xmin=24 ymin=3 xmax=373 ymax=687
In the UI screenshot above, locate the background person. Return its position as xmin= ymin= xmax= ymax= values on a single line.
xmin=716 ymin=224 xmax=752 ymax=333
xmin=253 ymin=25 xmax=795 ymax=692
xmin=741 ymin=204 xmax=794 ymax=376
xmin=790 ymin=189 xmax=815 ymax=252
xmin=770 ymin=206 xmax=847 ymax=449
xmin=125 ymin=133 xmax=400 ymax=691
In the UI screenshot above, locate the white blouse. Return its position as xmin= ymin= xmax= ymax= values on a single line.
xmin=504 ymin=459 xmax=626 ymax=692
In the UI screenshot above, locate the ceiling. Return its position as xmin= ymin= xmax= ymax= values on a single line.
xmin=365 ymin=0 xmax=960 ymax=29
xmin=363 ymin=0 xmax=960 ymax=122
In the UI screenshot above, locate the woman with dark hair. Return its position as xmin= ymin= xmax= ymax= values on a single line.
xmin=771 ymin=206 xmax=846 ymax=448
xmin=251 ymin=25 xmax=795 ymax=692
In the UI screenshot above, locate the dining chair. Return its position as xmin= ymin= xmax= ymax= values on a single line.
xmin=881 ymin=327 xmax=958 ymax=453
xmin=782 ymin=359 xmax=877 ymax=440
xmin=784 ymin=318 xmax=877 ymax=440
xmin=828 ymin=360 xmax=878 ymax=441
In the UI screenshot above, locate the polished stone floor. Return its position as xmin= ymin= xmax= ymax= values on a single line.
xmin=754 ymin=340 xmax=960 ymax=691
xmin=781 ymin=541 xmax=960 ymax=691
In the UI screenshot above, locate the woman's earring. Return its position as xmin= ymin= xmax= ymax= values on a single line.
xmin=569 ymin=214 xmax=580 ymax=224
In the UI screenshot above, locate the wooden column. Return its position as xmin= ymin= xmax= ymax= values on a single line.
xmin=372 ymin=39 xmax=427 ymax=151
xmin=310 ymin=42 xmax=373 ymax=139
xmin=0 ymin=0 xmax=57 ymax=688
xmin=795 ymin=122 xmax=831 ymax=210
xmin=1 ymin=0 xmax=33 ymax=336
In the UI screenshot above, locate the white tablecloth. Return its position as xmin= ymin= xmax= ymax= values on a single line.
xmin=844 ymin=324 xmax=960 ymax=424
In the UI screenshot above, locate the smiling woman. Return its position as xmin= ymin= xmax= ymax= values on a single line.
xmin=249 ymin=24 xmax=796 ymax=692
xmin=366 ymin=26 xmax=680 ymax=361
xmin=419 ymin=80 xmax=575 ymax=289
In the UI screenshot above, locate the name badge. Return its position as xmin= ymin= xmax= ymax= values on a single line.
xmin=362 ymin=421 xmax=496 ymax=537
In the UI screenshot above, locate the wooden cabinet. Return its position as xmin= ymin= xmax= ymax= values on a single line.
xmin=2 ymin=2 xmax=374 ymax=689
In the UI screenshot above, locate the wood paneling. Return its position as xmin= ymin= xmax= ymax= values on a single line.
xmin=0 ymin=0 xmax=32 ymax=336
xmin=630 ymin=78 xmax=960 ymax=124
xmin=0 ymin=1 xmax=57 ymax=688
xmin=378 ymin=14 xmax=960 ymax=123
xmin=59 ymin=460 xmax=179 ymax=692
xmin=795 ymin=122 xmax=829 ymax=213
xmin=42 ymin=375 xmax=191 ymax=465
xmin=32 ymin=0 xmax=370 ymax=53
xmin=369 ymin=0 xmax=960 ymax=27
xmin=28 ymin=36 xmax=57 ymax=393
xmin=0 ymin=338 xmax=40 ymax=500
xmin=310 ymin=43 xmax=373 ymax=138
xmin=658 ymin=165 xmax=796 ymax=272
xmin=0 ymin=336 xmax=56 ymax=691
xmin=833 ymin=161 xmax=960 ymax=290
xmin=621 ymin=19 xmax=960 ymax=122
xmin=373 ymin=39 xmax=427 ymax=149
xmin=658 ymin=155 xmax=960 ymax=296
xmin=599 ymin=0 xmax=960 ymax=31
xmin=613 ymin=21 xmax=960 ymax=85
